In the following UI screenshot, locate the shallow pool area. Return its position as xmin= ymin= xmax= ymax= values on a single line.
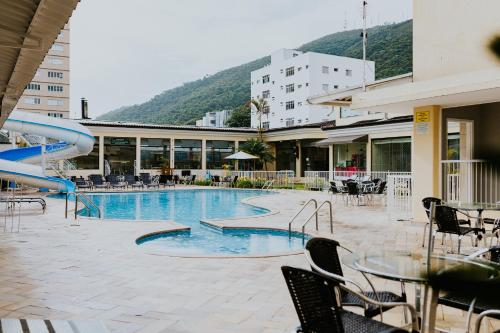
xmin=73 ymin=189 xmax=308 ymax=256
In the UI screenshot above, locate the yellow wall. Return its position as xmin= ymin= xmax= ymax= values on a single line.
xmin=412 ymin=106 xmax=442 ymax=219
xmin=413 ymin=0 xmax=500 ymax=81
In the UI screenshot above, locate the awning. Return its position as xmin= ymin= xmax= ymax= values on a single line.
xmin=313 ymin=135 xmax=368 ymax=147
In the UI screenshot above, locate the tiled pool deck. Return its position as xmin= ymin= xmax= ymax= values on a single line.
xmin=0 ymin=187 xmax=496 ymax=332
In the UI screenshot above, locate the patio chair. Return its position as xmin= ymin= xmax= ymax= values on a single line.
xmin=159 ymin=174 xmax=175 ymax=188
xmin=281 ymin=266 xmax=418 ymax=333
xmin=436 ymin=246 xmax=500 ymax=332
xmin=431 ymin=205 xmax=482 ymax=254
xmin=474 ymin=309 xmax=500 ymax=333
xmin=75 ymin=177 xmax=92 ymax=191
xmin=329 ymin=181 xmax=348 ymax=203
xmin=140 ymin=173 xmax=160 ymax=189
xmin=124 ymin=174 xmax=143 ymax=189
xmin=185 ymin=175 xmax=196 ymax=185
xmin=173 ymin=175 xmax=180 ymax=184
xmin=345 ymin=181 xmax=367 ymax=205
xmin=211 ymin=175 xmax=221 ymax=187
xmin=230 ymin=175 xmax=238 ymax=187
xmin=88 ymin=174 xmax=109 ymax=190
xmin=304 ymin=238 xmax=407 ymax=319
xmin=421 ymin=197 xmax=471 ymax=247
xmin=106 ymin=174 xmax=126 ymax=189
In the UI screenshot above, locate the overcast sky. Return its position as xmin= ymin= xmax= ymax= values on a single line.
xmin=70 ymin=0 xmax=412 ymax=119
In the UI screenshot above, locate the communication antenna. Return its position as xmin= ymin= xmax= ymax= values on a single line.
xmin=361 ymin=1 xmax=368 ymax=92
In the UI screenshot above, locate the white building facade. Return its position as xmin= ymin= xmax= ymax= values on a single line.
xmin=196 ymin=110 xmax=232 ymax=128
xmin=250 ymin=49 xmax=375 ymax=129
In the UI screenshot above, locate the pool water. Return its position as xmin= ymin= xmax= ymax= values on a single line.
xmin=77 ymin=189 xmax=307 ymax=255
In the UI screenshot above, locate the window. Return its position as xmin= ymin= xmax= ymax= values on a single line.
xmin=292 ymin=53 xmax=299 ymax=57
xmin=334 ymin=143 xmax=366 ymax=171
xmin=48 ymin=85 xmax=64 ymax=92
xmin=285 ymin=118 xmax=295 ymax=127
xmin=48 ymin=71 xmax=64 ymax=79
xmin=298 ymin=67 xmax=302 ymax=71
xmin=34 ymin=69 xmax=42 ymax=77
xmin=262 ymin=122 xmax=270 ymax=130
xmin=263 ymin=105 xmax=270 ymax=114
xmin=334 ymin=85 xmax=339 ymax=89
xmin=285 ymin=84 xmax=294 ymax=93
xmin=306 ymin=65 xmax=309 ymax=69
xmin=47 ymin=57 xmax=64 ymax=65
xmin=48 ymin=113 xmax=63 ymax=118
xmin=322 ymin=84 xmax=329 ymax=91
xmin=47 ymin=99 xmax=64 ymax=106
xmin=285 ymin=101 xmax=295 ymax=110
xmin=24 ymin=97 xmax=40 ymax=105
xmin=262 ymin=75 xmax=270 ymax=83
xmin=334 ymin=68 xmax=338 ymax=72
xmin=206 ymin=141 xmax=235 ymax=169
xmin=26 ymin=83 xmax=40 ymax=90
xmin=262 ymin=90 xmax=270 ymax=99
xmin=340 ymin=107 xmax=363 ymax=118
xmin=285 ymin=67 xmax=294 ymax=77
xmin=298 ymin=84 xmax=302 ymax=89
xmin=322 ymin=66 xmax=329 ymax=74
xmin=346 ymin=69 xmax=352 ymax=76
xmin=141 ymin=138 xmax=170 ymax=169
xmin=305 ymin=83 xmax=309 ymax=87
xmin=174 ymin=139 xmax=202 ymax=169
xmin=51 ymin=44 xmax=64 ymax=52
xmin=297 ymin=102 xmax=303 ymax=107
xmin=104 ymin=137 xmax=137 ymax=175
xmin=58 ymin=31 xmax=65 ymax=39
xmin=71 ymin=136 xmax=99 ymax=170
xmin=371 ymin=137 xmax=411 ymax=172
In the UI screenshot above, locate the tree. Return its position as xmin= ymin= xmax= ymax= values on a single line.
xmin=225 ymin=105 xmax=250 ymax=127
xmin=240 ymin=138 xmax=275 ymax=171
xmin=249 ymin=98 xmax=268 ymax=140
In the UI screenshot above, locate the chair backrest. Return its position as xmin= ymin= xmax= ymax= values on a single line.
xmin=106 ymin=174 xmax=119 ymax=184
xmin=281 ymin=266 xmax=343 ymax=333
xmin=346 ymin=181 xmax=359 ymax=195
xmin=173 ymin=175 xmax=179 ymax=182
xmin=125 ymin=175 xmax=136 ymax=183
xmin=305 ymin=238 xmax=344 ymax=279
xmin=422 ymin=197 xmax=443 ymax=218
xmin=232 ymin=175 xmax=238 ymax=183
xmin=141 ymin=173 xmax=152 ymax=183
xmin=89 ymin=174 xmax=103 ymax=185
xmin=213 ymin=175 xmax=220 ymax=182
xmin=159 ymin=175 xmax=168 ymax=183
xmin=434 ymin=205 xmax=461 ymax=234
xmin=376 ymin=181 xmax=387 ymax=194
xmin=329 ymin=182 xmax=339 ymax=193
xmin=191 ymin=175 xmax=196 ymax=181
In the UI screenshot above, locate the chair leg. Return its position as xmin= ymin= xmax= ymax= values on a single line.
xmin=458 ymin=236 xmax=462 ymax=254
xmin=431 ymin=231 xmax=437 ymax=252
xmin=422 ymin=222 xmax=428 ymax=247
xmin=441 ymin=233 xmax=445 ymax=245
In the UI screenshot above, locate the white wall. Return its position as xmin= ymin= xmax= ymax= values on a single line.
xmin=250 ymin=49 xmax=375 ymax=129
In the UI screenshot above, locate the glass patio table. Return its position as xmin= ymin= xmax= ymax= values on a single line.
xmin=342 ymin=251 xmax=497 ymax=332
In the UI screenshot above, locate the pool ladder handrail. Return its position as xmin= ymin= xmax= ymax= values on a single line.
xmin=73 ymin=192 xmax=101 ymax=219
xmin=288 ymin=199 xmax=318 ymax=238
xmin=262 ymin=180 xmax=274 ymax=190
xmin=300 ymin=200 xmax=334 ymax=241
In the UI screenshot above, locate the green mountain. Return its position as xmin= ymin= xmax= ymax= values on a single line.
xmin=98 ymin=20 xmax=412 ymax=125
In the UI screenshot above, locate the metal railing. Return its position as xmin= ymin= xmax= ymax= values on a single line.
xmin=386 ymin=174 xmax=413 ymax=217
xmin=74 ymin=192 xmax=101 ymax=219
xmin=300 ymin=200 xmax=334 ymax=241
xmin=288 ymin=199 xmax=318 ymax=238
xmin=441 ymin=160 xmax=499 ymax=204
xmin=304 ymin=170 xmax=411 ymax=182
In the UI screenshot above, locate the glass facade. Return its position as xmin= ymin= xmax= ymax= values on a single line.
xmin=371 ymin=137 xmax=411 ymax=172
xmin=71 ymin=136 xmax=99 ymax=169
xmin=206 ymin=140 xmax=235 ymax=169
xmin=275 ymin=141 xmax=296 ymax=171
xmin=334 ymin=143 xmax=366 ymax=171
xmin=174 ymin=139 xmax=202 ymax=169
xmin=301 ymin=142 xmax=329 ymax=175
xmin=104 ymin=137 xmax=136 ymax=175
xmin=141 ymin=138 xmax=170 ymax=169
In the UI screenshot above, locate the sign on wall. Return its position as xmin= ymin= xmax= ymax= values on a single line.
xmin=415 ymin=110 xmax=430 ymax=135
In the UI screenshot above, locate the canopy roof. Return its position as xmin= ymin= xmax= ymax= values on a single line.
xmin=224 ymin=151 xmax=258 ymax=160
xmin=0 ymin=0 xmax=79 ymax=125
xmin=314 ymin=135 xmax=368 ymax=147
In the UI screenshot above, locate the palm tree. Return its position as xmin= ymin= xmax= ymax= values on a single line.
xmin=249 ymin=98 xmax=268 ymax=140
xmin=240 ymin=138 xmax=275 ymax=171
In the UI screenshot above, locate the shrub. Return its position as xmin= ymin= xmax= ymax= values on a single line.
xmin=194 ymin=180 xmax=211 ymax=186
xmin=236 ymin=178 xmax=253 ymax=188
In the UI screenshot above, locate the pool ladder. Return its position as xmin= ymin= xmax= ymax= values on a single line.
xmin=288 ymin=199 xmax=333 ymax=241
xmin=262 ymin=180 xmax=274 ymax=190
xmin=65 ymin=192 xmax=101 ymax=219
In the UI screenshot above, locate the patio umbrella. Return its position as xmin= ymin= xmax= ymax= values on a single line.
xmin=224 ymin=151 xmax=258 ymax=171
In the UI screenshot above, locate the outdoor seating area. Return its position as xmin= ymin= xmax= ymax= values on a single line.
xmin=329 ymin=177 xmax=387 ymax=206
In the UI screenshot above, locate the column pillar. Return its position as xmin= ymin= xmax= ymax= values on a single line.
xmin=170 ymin=138 xmax=175 ymax=169
xmin=295 ymin=141 xmax=302 ymax=177
xmin=99 ymin=136 xmax=104 ymax=175
xmin=412 ymin=105 xmax=442 ymax=220
xmin=328 ymin=145 xmax=334 ymax=181
xmin=365 ymin=140 xmax=371 ymax=173
xmin=135 ymin=137 xmax=141 ymax=175
xmin=201 ymin=139 xmax=207 ymax=171
xmin=234 ymin=141 xmax=239 ymax=171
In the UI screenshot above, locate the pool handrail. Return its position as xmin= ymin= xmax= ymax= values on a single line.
xmin=74 ymin=192 xmax=101 ymax=219
xmin=300 ymin=200 xmax=334 ymax=241
xmin=288 ymin=199 xmax=318 ymax=238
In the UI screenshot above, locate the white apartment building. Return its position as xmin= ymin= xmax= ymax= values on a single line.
xmin=14 ymin=24 xmax=70 ymax=118
xmin=195 ymin=110 xmax=232 ymax=128
xmin=250 ymin=49 xmax=375 ymax=129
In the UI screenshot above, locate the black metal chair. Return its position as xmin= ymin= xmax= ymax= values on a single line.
xmin=281 ymin=266 xmax=418 ymax=333
xmin=437 ymin=246 xmax=500 ymax=332
xmin=74 ymin=177 xmax=91 ymax=191
xmin=88 ymin=174 xmax=109 ymax=190
xmin=421 ymin=197 xmax=471 ymax=247
xmin=159 ymin=174 xmax=175 ymax=188
xmin=106 ymin=174 xmax=126 ymax=189
xmin=211 ymin=175 xmax=221 ymax=187
xmin=432 ymin=205 xmax=480 ymax=254
xmin=231 ymin=175 xmax=238 ymax=187
xmin=305 ymin=238 xmax=407 ymax=319
xmin=346 ymin=181 xmax=366 ymax=205
xmin=140 ymin=173 xmax=159 ymax=189
xmin=124 ymin=174 xmax=143 ymax=189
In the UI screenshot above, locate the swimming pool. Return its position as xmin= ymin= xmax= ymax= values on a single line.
xmin=77 ymin=189 xmax=307 ymax=256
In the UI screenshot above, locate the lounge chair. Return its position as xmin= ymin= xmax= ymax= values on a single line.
xmin=88 ymin=174 xmax=109 ymax=190
xmin=124 ymin=174 xmax=143 ymax=189
xmin=75 ymin=177 xmax=92 ymax=191
xmin=140 ymin=173 xmax=159 ymax=189
xmin=184 ymin=174 xmax=196 ymax=185
xmin=159 ymin=174 xmax=175 ymax=188
xmin=106 ymin=175 xmax=126 ymax=189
